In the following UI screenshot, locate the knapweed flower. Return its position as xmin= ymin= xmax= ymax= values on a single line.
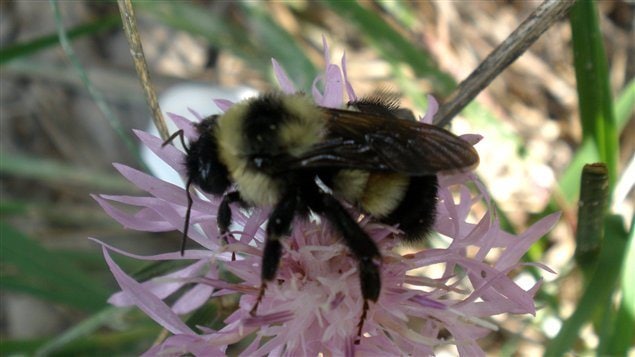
xmin=93 ymin=38 xmax=559 ymax=356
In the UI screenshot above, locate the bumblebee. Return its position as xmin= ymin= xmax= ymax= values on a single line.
xmin=164 ymin=92 xmax=479 ymax=339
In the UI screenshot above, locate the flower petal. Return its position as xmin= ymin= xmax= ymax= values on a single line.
xmin=214 ymin=99 xmax=234 ymax=112
xmin=421 ymin=95 xmax=439 ymax=124
xmin=166 ymin=113 xmax=197 ymax=139
xmin=272 ymin=58 xmax=296 ymax=94
xmin=341 ymin=52 xmax=357 ymax=102
xmin=134 ymin=130 xmax=185 ymax=174
xmin=101 ymin=246 xmax=195 ymax=335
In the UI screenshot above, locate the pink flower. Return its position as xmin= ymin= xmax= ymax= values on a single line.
xmin=93 ymin=37 xmax=559 ymax=356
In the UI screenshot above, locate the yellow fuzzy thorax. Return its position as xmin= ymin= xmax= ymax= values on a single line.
xmin=215 ymin=94 xmax=325 ymax=206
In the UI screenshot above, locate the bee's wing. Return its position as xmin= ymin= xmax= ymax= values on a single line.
xmin=279 ymin=108 xmax=479 ymax=175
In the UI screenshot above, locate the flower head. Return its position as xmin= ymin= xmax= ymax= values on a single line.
xmin=94 ymin=38 xmax=559 ymax=356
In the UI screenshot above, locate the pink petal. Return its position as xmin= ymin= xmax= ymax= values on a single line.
xmin=97 ymin=190 xmax=214 ymax=249
xmin=214 ymin=99 xmax=234 ymax=112
xmin=109 ymin=259 xmax=210 ymax=307
xmin=320 ymin=64 xmax=344 ymax=108
xmin=272 ymin=58 xmax=296 ymax=94
xmin=341 ymin=52 xmax=357 ymax=102
xmin=141 ymin=334 xmax=224 ymax=357
xmin=311 ymin=76 xmax=324 ymax=105
xmin=98 ymin=194 xmax=172 ymax=207
xmin=420 ymin=95 xmax=439 ymax=124
xmin=92 ymin=195 xmax=175 ymax=232
xmin=113 ymin=164 xmax=187 ymax=205
xmin=460 ymin=133 xmax=483 ymax=145
xmin=172 ymin=283 xmax=214 ymax=314
xmin=186 ymin=107 xmax=204 ymax=121
xmin=321 ymin=34 xmax=331 ymax=64
xmin=102 ymin=246 xmax=195 ymax=335
xmin=495 ymin=212 xmax=560 ymax=269
xmin=166 ymin=113 xmax=197 ymax=139
xmin=89 ymin=237 xmax=220 ymax=264
xmin=134 ymin=130 xmax=185 ymax=174
xmin=243 ymin=310 xmax=294 ymax=327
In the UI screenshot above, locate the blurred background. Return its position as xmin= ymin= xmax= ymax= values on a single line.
xmin=1 ymin=1 xmax=633 ymax=355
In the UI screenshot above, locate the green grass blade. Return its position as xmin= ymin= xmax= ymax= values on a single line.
xmin=50 ymin=0 xmax=148 ymax=172
xmin=0 ymin=338 xmax=47 ymax=355
xmin=0 ymin=14 xmax=121 ymax=65
xmin=614 ymin=79 xmax=635 ymax=127
xmin=569 ymin=0 xmax=618 ymax=188
xmin=0 ymin=222 xmax=110 ymax=311
xmin=550 ymin=79 xmax=633 ymax=211
xmin=138 ymin=1 xmax=317 ymax=88
xmin=599 ymin=220 xmax=634 ymax=355
xmin=35 ymin=325 xmax=158 ymax=356
xmin=0 ymin=153 xmax=134 ymax=193
xmin=321 ymin=1 xmax=455 ymax=94
xmin=545 ymin=215 xmax=628 ymax=356
xmin=239 ymin=2 xmax=317 ymax=87
xmin=33 ymin=306 xmax=146 ymax=356
xmin=1 ymin=326 xmax=158 ymax=357
xmin=376 ymin=1 xmax=417 ymax=28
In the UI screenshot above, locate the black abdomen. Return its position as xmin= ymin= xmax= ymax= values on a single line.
xmin=381 ymin=175 xmax=438 ymax=242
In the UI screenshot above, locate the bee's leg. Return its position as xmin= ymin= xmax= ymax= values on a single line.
xmin=218 ymin=191 xmax=244 ymax=260
xmin=250 ymin=194 xmax=297 ymax=315
xmin=318 ymin=192 xmax=381 ymax=343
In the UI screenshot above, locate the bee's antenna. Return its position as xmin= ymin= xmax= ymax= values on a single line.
xmin=181 ymin=177 xmax=194 ymax=256
xmin=162 ymin=129 xmax=193 ymax=256
xmin=162 ymin=129 xmax=190 ymax=153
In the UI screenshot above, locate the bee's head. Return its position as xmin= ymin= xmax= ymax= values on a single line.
xmin=186 ymin=116 xmax=231 ymax=195
xmin=162 ymin=116 xmax=231 ymax=255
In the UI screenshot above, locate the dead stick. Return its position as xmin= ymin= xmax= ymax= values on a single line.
xmin=117 ymin=0 xmax=170 ymax=140
xmin=434 ymin=0 xmax=577 ymax=127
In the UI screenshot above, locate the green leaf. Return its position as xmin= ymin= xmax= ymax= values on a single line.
xmin=51 ymin=0 xmax=148 ymax=172
xmin=554 ymin=138 xmax=601 ymax=204
xmin=0 ymin=337 xmax=47 ymax=355
xmin=550 ymin=69 xmax=633 ymax=209
xmin=322 ymin=1 xmax=455 ymax=94
xmin=615 ymin=78 xmax=635 ymax=128
xmin=376 ymin=1 xmax=417 ymax=28
xmin=545 ymin=215 xmax=628 ymax=356
xmin=239 ymin=2 xmax=317 ymax=87
xmin=0 ymin=14 xmax=121 ymax=65
xmin=0 ymin=222 xmax=109 ymax=311
xmin=185 ymin=300 xmax=221 ymax=332
xmin=37 ymin=325 xmax=158 ymax=356
xmin=0 ymin=153 xmax=134 ymax=193
xmin=599 ymin=219 xmax=634 ymax=355
xmin=33 ymin=306 xmax=158 ymax=356
xmin=569 ymin=0 xmax=618 ymax=188
xmin=137 ymin=1 xmax=317 ymax=88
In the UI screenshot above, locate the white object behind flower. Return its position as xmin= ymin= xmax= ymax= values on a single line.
xmin=141 ymin=84 xmax=257 ymax=188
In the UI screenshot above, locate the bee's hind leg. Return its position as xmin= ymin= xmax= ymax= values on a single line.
xmin=316 ymin=192 xmax=382 ymax=344
xmin=218 ymin=191 xmax=246 ymax=260
xmin=250 ymin=192 xmax=298 ymax=315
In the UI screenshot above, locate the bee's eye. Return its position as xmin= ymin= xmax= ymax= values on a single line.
xmin=197 ymin=159 xmax=212 ymax=181
xmin=253 ymin=157 xmax=264 ymax=168
xmin=194 ymin=160 xmax=230 ymax=194
xmin=252 ymin=155 xmax=272 ymax=169
xmin=186 ymin=136 xmax=230 ymax=195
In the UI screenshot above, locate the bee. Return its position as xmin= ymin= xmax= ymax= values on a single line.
xmin=164 ymin=92 xmax=479 ymax=340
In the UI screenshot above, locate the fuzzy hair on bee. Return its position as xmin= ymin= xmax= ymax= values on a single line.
xmin=163 ymin=91 xmax=479 ymax=341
